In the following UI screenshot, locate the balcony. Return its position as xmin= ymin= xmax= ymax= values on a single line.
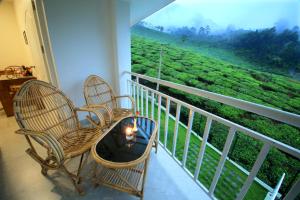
xmin=0 ymin=109 xmax=209 ymax=200
xmin=0 ymin=72 xmax=299 ymax=200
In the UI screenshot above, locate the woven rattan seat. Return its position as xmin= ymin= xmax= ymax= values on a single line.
xmin=13 ymin=80 xmax=107 ymax=194
xmin=84 ymin=75 xmax=135 ymax=123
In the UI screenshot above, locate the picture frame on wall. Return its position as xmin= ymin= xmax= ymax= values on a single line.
xmin=23 ymin=30 xmax=28 ymax=45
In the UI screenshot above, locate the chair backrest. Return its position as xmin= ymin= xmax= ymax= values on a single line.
xmin=84 ymin=75 xmax=117 ymax=110
xmin=13 ymin=80 xmax=80 ymax=140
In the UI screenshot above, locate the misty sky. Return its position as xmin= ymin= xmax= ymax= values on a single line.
xmin=144 ymin=0 xmax=300 ymax=31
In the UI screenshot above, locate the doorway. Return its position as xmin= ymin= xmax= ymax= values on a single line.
xmin=0 ymin=0 xmax=56 ymax=117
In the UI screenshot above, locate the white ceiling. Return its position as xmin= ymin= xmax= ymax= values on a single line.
xmin=129 ymin=0 xmax=175 ymax=26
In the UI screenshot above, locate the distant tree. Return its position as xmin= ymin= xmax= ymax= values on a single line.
xmin=174 ymin=26 xmax=196 ymax=37
xmin=205 ymin=25 xmax=211 ymax=35
xmin=198 ymin=27 xmax=205 ymax=36
xmin=190 ymin=27 xmax=197 ymax=35
xmin=155 ymin=26 xmax=164 ymax=32
xmin=292 ymin=26 xmax=299 ymax=33
xmin=181 ymin=34 xmax=188 ymax=43
xmin=231 ymin=27 xmax=300 ymax=70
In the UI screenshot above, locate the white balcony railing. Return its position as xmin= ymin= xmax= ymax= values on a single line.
xmin=125 ymin=71 xmax=300 ymax=200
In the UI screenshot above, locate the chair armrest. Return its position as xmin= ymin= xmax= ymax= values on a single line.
xmin=75 ymin=106 xmax=109 ymax=127
xmin=15 ymin=129 xmax=64 ymax=164
xmin=114 ymin=95 xmax=135 ymax=111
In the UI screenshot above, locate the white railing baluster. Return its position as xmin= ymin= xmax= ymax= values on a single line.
xmin=157 ymin=95 xmax=162 ymax=143
xmin=164 ymin=98 xmax=170 ymax=148
xmin=146 ymin=89 xmax=149 ymax=118
xmin=209 ymin=127 xmax=236 ymax=196
xmin=151 ymin=92 xmax=155 ymax=120
xmin=129 ymin=81 xmax=132 ymax=97
xmin=236 ymin=143 xmax=271 ymax=200
xmin=137 ymin=85 xmax=140 ymax=112
xmin=182 ymin=110 xmax=194 ymax=168
xmin=126 ymin=80 xmax=129 ymax=108
xmin=172 ymin=103 xmax=181 ymax=156
xmin=269 ymin=173 xmax=285 ymax=200
xmin=132 ymin=82 xmax=136 ymax=113
xmin=141 ymin=87 xmax=144 ymax=116
xmin=194 ymin=117 xmax=212 ymax=181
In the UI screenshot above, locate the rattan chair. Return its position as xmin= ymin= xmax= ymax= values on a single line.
xmin=84 ymin=75 xmax=135 ymax=124
xmin=13 ymin=80 xmax=109 ymax=194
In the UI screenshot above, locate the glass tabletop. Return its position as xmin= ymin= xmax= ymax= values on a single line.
xmin=95 ymin=117 xmax=156 ymax=163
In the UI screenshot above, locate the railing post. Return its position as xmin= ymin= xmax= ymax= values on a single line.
xmin=209 ymin=127 xmax=236 ymax=196
xmin=132 ymin=82 xmax=136 ymax=113
xmin=157 ymin=95 xmax=162 ymax=143
xmin=151 ymin=92 xmax=155 ymax=120
xmin=136 ymin=85 xmax=140 ymax=112
xmin=236 ymin=143 xmax=271 ymax=200
xmin=182 ymin=110 xmax=194 ymax=168
xmin=194 ymin=117 xmax=212 ymax=181
xmin=146 ymin=89 xmax=149 ymax=118
xmin=141 ymin=87 xmax=144 ymax=116
xmin=269 ymin=173 xmax=285 ymax=200
xmin=172 ymin=103 xmax=181 ymax=156
xmin=164 ymin=98 xmax=170 ymax=148
xmin=127 ymin=80 xmax=129 ymax=108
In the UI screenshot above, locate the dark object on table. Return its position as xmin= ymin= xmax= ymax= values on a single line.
xmin=22 ymin=66 xmax=33 ymax=76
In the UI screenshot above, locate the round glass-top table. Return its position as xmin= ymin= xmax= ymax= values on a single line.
xmin=91 ymin=116 xmax=158 ymax=199
xmin=92 ymin=116 xmax=157 ymax=168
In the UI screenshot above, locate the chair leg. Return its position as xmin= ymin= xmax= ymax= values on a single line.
xmin=62 ymin=165 xmax=85 ymax=195
xmin=61 ymin=152 xmax=90 ymax=195
xmin=92 ymin=161 xmax=100 ymax=187
xmin=140 ymin=157 xmax=150 ymax=200
xmin=41 ymin=166 xmax=48 ymax=176
xmin=41 ymin=155 xmax=55 ymax=176
xmin=75 ymin=153 xmax=85 ymax=184
xmin=155 ymin=137 xmax=158 ymax=154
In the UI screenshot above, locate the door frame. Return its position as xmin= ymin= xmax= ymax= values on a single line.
xmin=31 ymin=0 xmax=59 ymax=87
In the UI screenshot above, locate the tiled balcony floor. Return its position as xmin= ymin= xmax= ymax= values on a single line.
xmin=0 ymin=110 xmax=211 ymax=200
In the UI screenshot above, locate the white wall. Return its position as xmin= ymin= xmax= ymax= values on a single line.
xmin=42 ymin=0 xmax=173 ymax=108
xmin=43 ymin=0 xmax=116 ymax=107
xmin=13 ymin=0 xmax=49 ymax=82
xmin=0 ymin=1 xmax=30 ymax=68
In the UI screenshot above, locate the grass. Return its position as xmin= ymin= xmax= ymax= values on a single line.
xmin=135 ymin=94 xmax=267 ymax=200
xmin=130 ymin=26 xmax=300 ymax=198
xmin=131 ymin=25 xmax=292 ymax=76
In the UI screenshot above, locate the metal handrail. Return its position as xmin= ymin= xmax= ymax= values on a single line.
xmin=127 ymin=78 xmax=300 ymax=159
xmin=125 ymin=71 xmax=300 ymax=128
xmin=125 ymin=72 xmax=300 ymax=200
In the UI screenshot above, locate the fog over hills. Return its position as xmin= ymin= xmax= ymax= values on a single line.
xmin=143 ymin=0 xmax=300 ymax=34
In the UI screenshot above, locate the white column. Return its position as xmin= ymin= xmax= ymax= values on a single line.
xmin=111 ymin=0 xmax=131 ymax=108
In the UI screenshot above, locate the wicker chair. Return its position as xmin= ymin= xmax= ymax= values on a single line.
xmin=84 ymin=75 xmax=135 ymax=124
xmin=13 ymin=80 xmax=109 ymax=194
